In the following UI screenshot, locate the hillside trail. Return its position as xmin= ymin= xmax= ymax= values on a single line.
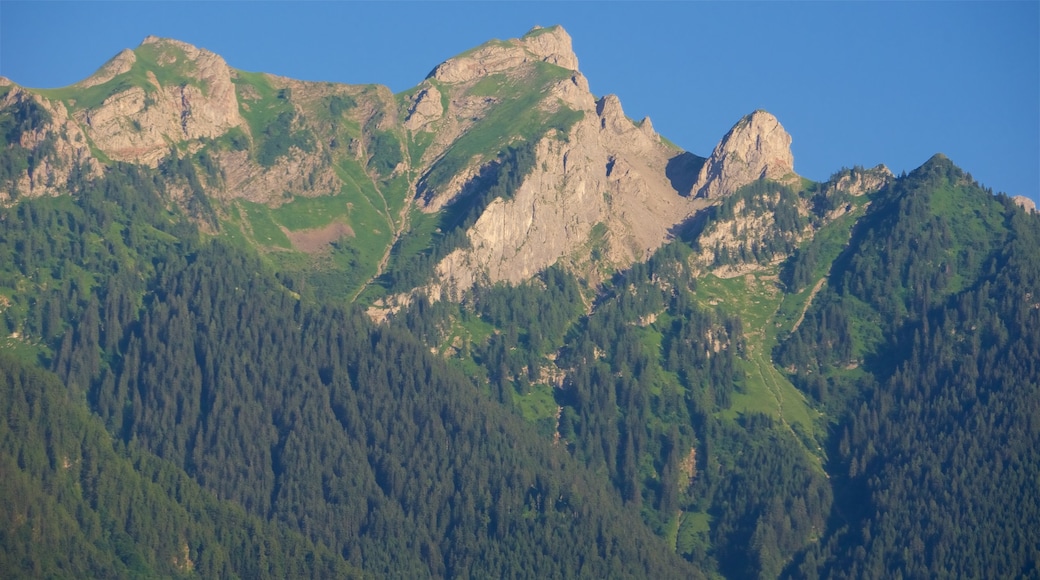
xmin=790 ymin=277 xmax=827 ymax=333
xmin=350 ymin=140 xmax=416 ymax=302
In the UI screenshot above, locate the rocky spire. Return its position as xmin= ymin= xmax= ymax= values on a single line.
xmin=692 ymin=110 xmax=796 ymax=198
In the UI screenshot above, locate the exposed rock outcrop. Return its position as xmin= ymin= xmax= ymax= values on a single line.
xmin=692 ymin=110 xmax=796 ymax=198
xmin=427 ymin=90 xmax=707 ymax=298
xmin=403 ymin=85 xmax=443 ymax=131
xmin=1 ymin=26 xmax=837 ymax=308
xmin=76 ymin=37 xmax=244 ymax=166
xmin=1013 ymin=195 xmax=1037 ymax=213
xmin=823 ymin=164 xmax=893 ymax=197
xmin=0 ymin=87 xmax=102 ymax=202
xmin=430 ymin=25 xmax=579 ymax=84
xmin=77 ymin=49 xmax=136 ymax=89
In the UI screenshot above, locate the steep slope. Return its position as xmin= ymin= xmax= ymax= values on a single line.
xmin=1 ymin=24 xmax=1037 ymax=580
xmin=1 ymin=26 xmax=809 ymax=306
xmin=0 ymin=353 xmax=360 ymax=579
xmin=776 ymin=155 xmax=1040 ymax=577
xmin=0 ymin=164 xmax=701 ymax=578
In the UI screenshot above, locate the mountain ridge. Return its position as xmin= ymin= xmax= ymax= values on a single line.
xmin=0 ymin=27 xmax=821 ymax=301
xmin=1 ymin=23 xmax=1038 ymax=580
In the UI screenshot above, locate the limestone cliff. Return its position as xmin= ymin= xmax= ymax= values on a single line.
xmin=1 ymin=26 xmax=871 ymax=308
xmin=429 ymin=25 xmax=579 ymax=84
xmin=406 ymin=25 xmax=594 ymax=213
xmin=426 ymin=90 xmax=707 ymax=297
xmin=692 ymin=110 xmax=797 ymax=199
xmin=0 ymin=82 xmax=102 ymax=202
xmin=76 ymin=36 xmax=244 ymax=166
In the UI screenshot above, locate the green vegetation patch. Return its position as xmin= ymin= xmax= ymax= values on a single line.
xmin=513 ymin=381 xmax=559 ymax=437
xmin=232 ymin=71 xmax=314 ymax=167
xmin=270 ymin=193 xmax=352 ymax=232
xmin=694 ymin=273 xmax=819 ymax=438
xmin=239 ymin=201 xmax=292 ymax=249
xmin=423 ymin=61 xmax=583 ymax=194
xmin=37 ymin=40 xmax=207 ymax=112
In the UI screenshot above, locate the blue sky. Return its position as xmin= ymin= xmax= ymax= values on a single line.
xmin=3 ymin=1 xmax=1038 ymax=200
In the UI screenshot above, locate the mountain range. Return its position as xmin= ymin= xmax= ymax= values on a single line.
xmin=1 ymin=25 xmax=1037 ymax=578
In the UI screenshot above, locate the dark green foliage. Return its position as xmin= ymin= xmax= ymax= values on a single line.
xmin=692 ymin=414 xmax=831 ymax=579
xmin=366 ymin=130 xmax=402 ymax=175
xmin=326 ymin=94 xmax=357 ymax=118
xmin=0 ymin=164 xmax=698 ymax=577
xmin=423 ymin=237 xmax=832 ymax=576
xmin=74 ymin=240 xmax=694 ymax=577
xmin=3 ymin=76 xmax=1037 ymax=580
xmin=256 ymin=110 xmax=314 ymax=167
xmin=0 ymin=162 xmax=185 ymax=370
xmin=0 ymin=353 xmax=360 ymax=579
xmin=1 ymin=94 xmax=52 ymax=143
xmin=778 ymin=155 xmax=1040 ymax=577
xmin=703 ymin=180 xmax=811 ymax=268
xmin=546 ymin=245 xmax=830 ymax=575
xmin=835 ymin=155 xmax=1005 ymax=325
xmin=779 ymin=243 xmax=820 ymax=294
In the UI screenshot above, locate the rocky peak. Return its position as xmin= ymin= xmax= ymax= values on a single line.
xmin=78 ymin=49 xmax=136 ymax=89
xmin=519 ymin=25 xmax=579 ymax=71
xmin=429 ymin=24 xmax=579 ymax=84
xmin=692 ymin=110 xmax=796 ymax=198
xmin=75 ymin=36 xmax=243 ymax=165
xmin=596 ymin=94 xmax=627 ymax=133
xmin=639 ymin=116 xmax=656 ymax=138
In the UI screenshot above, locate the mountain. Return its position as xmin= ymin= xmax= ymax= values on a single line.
xmin=0 ymin=26 xmax=805 ymax=302
xmin=1 ymin=25 xmax=1038 ymax=579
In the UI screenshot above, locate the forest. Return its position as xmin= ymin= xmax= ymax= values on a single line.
xmin=0 ymin=115 xmax=1037 ymax=578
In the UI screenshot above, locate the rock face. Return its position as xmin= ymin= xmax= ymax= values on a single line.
xmin=0 ymin=85 xmax=102 ymax=202
xmin=77 ymin=49 xmax=136 ymax=89
xmin=823 ymin=164 xmax=893 ymax=197
xmin=403 ymin=85 xmax=443 ymax=131
xmin=692 ymin=110 xmax=796 ymax=198
xmin=430 ymin=25 xmax=579 ymax=84
xmin=1 ymin=25 xmax=833 ymax=305
xmin=77 ymin=37 xmax=244 ymax=166
xmin=1013 ymin=196 xmax=1037 ymax=213
xmin=427 ymin=88 xmax=707 ymax=297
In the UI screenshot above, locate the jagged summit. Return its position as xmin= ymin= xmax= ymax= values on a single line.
xmin=429 ymin=24 xmax=579 ymax=84
xmin=692 ymin=109 xmax=796 ymax=198
xmin=3 ymin=27 xmax=886 ymax=304
xmin=61 ymin=35 xmax=243 ymax=166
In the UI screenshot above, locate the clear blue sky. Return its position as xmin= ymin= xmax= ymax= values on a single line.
xmin=3 ymin=1 xmax=1038 ymax=201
